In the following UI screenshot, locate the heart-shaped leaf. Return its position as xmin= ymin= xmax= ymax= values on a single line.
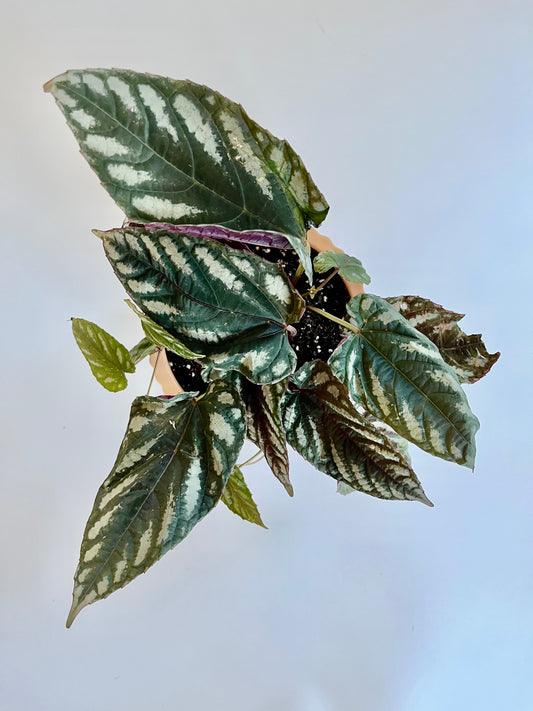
xmin=71 ymin=317 xmax=135 ymax=391
xmin=45 ymin=68 xmax=329 ymax=278
xmin=329 ymin=294 xmax=480 ymax=468
xmin=282 ymin=361 xmax=432 ymax=505
xmin=125 ymin=299 xmax=203 ymax=359
xmin=385 ymin=295 xmax=500 ymax=383
xmin=237 ymin=376 xmax=292 ymax=496
xmin=221 ymin=465 xmax=267 ymax=528
xmin=99 ymin=225 xmax=304 ymax=384
xmin=67 ymin=379 xmax=246 ymax=627
xmin=313 ymin=250 xmax=371 ymax=285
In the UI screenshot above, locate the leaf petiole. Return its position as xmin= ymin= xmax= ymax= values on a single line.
xmin=239 ymin=449 xmax=265 ymax=467
xmin=306 ymin=305 xmax=360 ymax=335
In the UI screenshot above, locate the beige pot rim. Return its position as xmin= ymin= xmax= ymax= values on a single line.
xmin=150 ymin=229 xmax=364 ymax=395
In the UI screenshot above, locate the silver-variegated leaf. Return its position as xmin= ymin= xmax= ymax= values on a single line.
xmin=71 ymin=317 xmax=135 ymax=391
xmin=329 ymin=294 xmax=479 ymax=468
xmin=99 ymin=225 xmax=304 ymax=384
xmin=313 ymin=250 xmax=371 ymax=285
xmin=237 ymin=376 xmax=292 ymax=496
xmin=125 ymin=299 xmax=203 ymax=359
xmin=129 ymin=337 xmax=158 ymax=365
xmin=282 ymin=361 xmax=432 ymax=505
xmin=45 ymin=68 xmax=329 ymax=278
xmin=67 ymin=379 xmax=246 ymax=627
xmin=386 ymin=295 xmax=500 ymax=383
xmin=221 ymin=465 xmax=267 ymax=528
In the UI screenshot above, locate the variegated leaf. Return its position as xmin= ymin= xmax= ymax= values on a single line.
xmin=125 ymin=299 xmax=203 ymax=359
xmin=71 ymin=318 xmax=135 ymax=391
xmin=237 ymin=376 xmax=292 ymax=496
xmin=67 ymin=379 xmax=246 ymax=627
xmin=45 ymin=68 xmax=329 ymax=278
xmin=386 ymin=295 xmax=500 ymax=383
xmin=282 ymin=361 xmax=432 ymax=505
xmin=129 ymin=337 xmax=158 ymax=365
xmin=221 ymin=465 xmax=267 ymax=528
xmin=99 ymin=225 xmax=304 ymax=384
xmin=313 ymin=250 xmax=371 ymax=285
xmin=329 ymin=294 xmax=480 ymax=468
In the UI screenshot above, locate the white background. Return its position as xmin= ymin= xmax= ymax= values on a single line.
xmin=1 ymin=1 xmax=532 ymax=709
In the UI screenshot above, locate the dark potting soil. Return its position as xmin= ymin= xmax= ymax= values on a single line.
xmin=166 ymin=244 xmax=352 ymax=392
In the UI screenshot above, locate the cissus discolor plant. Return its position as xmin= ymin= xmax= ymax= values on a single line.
xmin=45 ymin=68 xmax=499 ymax=627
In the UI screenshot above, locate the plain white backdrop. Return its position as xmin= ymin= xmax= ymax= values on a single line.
xmin=1 ymin=1 xmax=532 ymax=709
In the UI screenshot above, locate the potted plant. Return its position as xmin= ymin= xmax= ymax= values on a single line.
xmin=45 ymin=68 xmax=499 ymax=627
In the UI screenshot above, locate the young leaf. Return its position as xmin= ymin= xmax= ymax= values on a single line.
xmin=282 ymin=361 xmax=432 ymax=505
xmin=44 ymin=68 xmax=329 ymax=278
xmin=385 ymin=295 xmax=500 ymax=383
xmin=129 ymin=337 xmax=158 ymax=365
xmin=99 ymin=225 xmax=304 ymax=384
xmin=221 ymin=466 xmax=267 ymax=528
xmin=236 ymin=375 xmax=293 ymax=496
xmin=313 ymin=250 xmax=371 ymax=285
xmin=71 ymin=318 xmax=135 ymax=391
xmin=66 ymin=379 xmax=246 ymax=627
xmin=125 ymin=300 xmax=204 ymax=359
xmin=329 ymin=294 xmax=480 ymax=468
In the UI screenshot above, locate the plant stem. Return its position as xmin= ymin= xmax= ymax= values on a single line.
xmin=146 ymin=348 xmax=162 ymax=395
xmin=239 ymin=449 xmax=264 ymax=467
xmin=306 ymin=305 xmax=360 ymax=335
xmin=302 ymin=267 xmax=340 ymax=299
xmin=291 ymin=261 xmax=305 ymax=287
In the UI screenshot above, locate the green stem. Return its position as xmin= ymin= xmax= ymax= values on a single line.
xmin=306 ymin=305 xmax=360 ymax=335
xmin=303 ymin=267 xmax=340 ymax=299
xmin=239 ymin=449 xmax=264 ymax=467
xmin=291 ymin=261 xmax=305 ymax=288
xmin=146 ymin=347 xmax=162 ymax=395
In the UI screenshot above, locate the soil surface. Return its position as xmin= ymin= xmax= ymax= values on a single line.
xmin=166 ymin=244 xmax=352 ymax=392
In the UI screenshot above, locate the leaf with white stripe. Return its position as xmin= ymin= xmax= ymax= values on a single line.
xmin=281 ymin=361 xmax=431 ymax=505
xmin=313 ymin=250 xmax=371 ymax=285
xmin=125 ymin=299 xmax=203 ymax=359
xmin=99 ymin=225 xmax=304 ymax=384
xmin=71 ymin=318 xmax=135 ymax=391
xmin=221 ymin=465 xmax=267 ymax=528
xmin=329 ymin=294 xmax=480 ymax=468
xmin=386 ymin=295 xmax=500 ymax=383
xmin=129 ymin=337 xmax=158 ymax=365
xmin=238 ymin=376 xmax=292 ymax=496
xmin=44 ymin=68 xmax=329 ymax=278
xmin=67 ymin=379 xmax=245 ymax=627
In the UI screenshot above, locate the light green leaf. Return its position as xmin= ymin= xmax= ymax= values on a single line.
xmin=100 ymin=225 xmax=304 ymax=384
xmin=67 ymin=379 xmax=246 ymax=627
xmin=45 ymin=68 xmax=329 ymax=279
xmin=221 ymin=465 xmax=267 ymax=528
xmin=235 ymin=375 xmax=292 ymax=496
xmin=329 ymin=294 xmax=480 ymax=468
xmin=313 ymin=250 xmax=371 ymax=285
xmin=385 ymin=295 xmax=500 ymax=383
xmin=128 ymin=337 xmax=158 ymax=365
xmin=282 ymin=361 xmax=432 ymax=505
xmin=71 ymin=318 xmax=135 ymax=392
xmin=125 ymin=300 xmax=204 ymax=359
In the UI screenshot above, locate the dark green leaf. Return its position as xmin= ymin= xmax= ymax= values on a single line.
xmin=329 ymin=294 xmax=479 ymax=468
xmin=99 ymin=225 xmax=304 ymax=384
xmin=71 ymin=317 xmax=135 ymax=392
xmin=125 ymin=299 xmax=203 ymax=359
xmin=221 ymin=465 xmax=267 ymax=528
xmin=67 ymin=379 xmax=246 ymax=627
xmin=386 ymin=295 xmax=500 ymax=383
xmin=282 ymin=361 xmax=432 ymax=505
xmin=237 ymin=376 xmax=292 ymax=496
xmin=45 ymin=69 xmax=329 ymax=278
xmin=313 ymin=250 xmax=371 ymax=285
xmin=128 ymin=337 xmax=158 ymax=365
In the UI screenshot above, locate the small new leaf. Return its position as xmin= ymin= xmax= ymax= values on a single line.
xmin=67 ymin=379 xmax=246 ymax=627
xmin=71 ymin=318 xmax=135 ymax=392
xmin=221 ymin=466 xmax=267 ymax=528
xmin=329 ymin=294 xmax=480 ymax=468
xmin=385 ymin=295 xmax=500 ymax=383
xmin=125 ymin=300 xmax=204 ymax=359
xmin=313 ymin=250 xmax=371 ymax=285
